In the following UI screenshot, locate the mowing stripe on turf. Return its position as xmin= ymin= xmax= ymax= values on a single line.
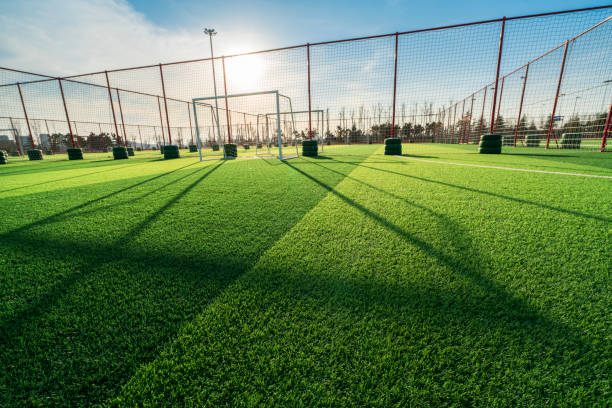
xmin=397 ymin=156 xmax=612 ymax=179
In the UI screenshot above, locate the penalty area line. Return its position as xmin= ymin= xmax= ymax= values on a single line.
xmin=396 ymin=156 xmax=612 ymax=179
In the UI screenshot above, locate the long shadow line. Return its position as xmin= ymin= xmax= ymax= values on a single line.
xmin=322 ymin=157 xmax=610 ymax=223
xmin=1 ymin=161 xmax=201 ymax=238
xmin=1 ymin=159 xmax=150 ymax=193
xmin=282 ymin=161 xmax=571 ymax=333
xmin=0 ymin=162 xmax=225 ymax=343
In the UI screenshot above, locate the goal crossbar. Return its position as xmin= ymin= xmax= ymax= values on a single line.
xmin=192 ymin=90 xmax=295 ymax=161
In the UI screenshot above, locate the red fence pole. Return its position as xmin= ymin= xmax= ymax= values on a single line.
xmin=546 ymin=41 xmax=569 ymax=149
xmin=514 ymin=64 xmax=529 ymax=147
xmin=157 ymin=96 xmax=166 ymax=146
xmin=467 ymin=94 xmax=475 ymax=144
xmin=490 ymin=17 xmax=506 ymax=134
xmin=16 ymin=83 xmax=35 ymax=149
xmin=187 ymin=102 xmax=194 ymax=145
xmin=391 ymin=33 xmax=399 ymax=139
xmin=221 ymin=56 xmax=232 ymax=144
xmin=9 ymin=117 xmax=23 ymax=156
xmin=601 ymin=102 xmax=612 ymax=152
xmin=159 ymin=64 xmax=172 ymax=144
xmin=104 ymin=71 xmax=121 ymax=146
xmin=57 ymin=79 xmax=75 ymax=148
xmin=479 ymin=87 xmax=487 ymax=139
xmin=307 ymin=43 xmax=312 ymax=139
xmin=116 ymin=89 xmax=128 ymax=146
xmin=494 ymin=76 xmax=505 ymax=133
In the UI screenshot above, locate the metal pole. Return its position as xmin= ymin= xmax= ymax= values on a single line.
xmin=104 ymin=71 xmax=121 ymax=146
xmin=391 ymin=33 xmax=399 ymax=139
xmin=601 ymin=102 xmax=611 ymax=152
xmin=514 ymin=64 xmax=529 ymax=147
xmin=58 ymin=79 xmax=75 ymax=148
xmin=116 ymin=89 xmax=128 ymax=146
xmin=157 ymin=96 xmax=166 ymax=146
xmin=44 ymin=119 xmax=54 ymax=153
xmin=187 ymin=102 xmax=194 ymax=145
xmin=546 ymin=41 xmax=569 ymax=149
xmin=467 ymin=94 xmax=474 ymax=144
xmin=276 ymin=91 xmax=283 ymax=159
xmin=452 ymin=103 xmax=457 ymax=140
xmin=221 ymin=56 xmax=232 ymax=144
xmin=307 ymin=43 xmax=312 ymax=139
xmin=9 ymin=117 xmax=23 ymax=156
xmin=16 ymin=83 xmax=35 ymax=149
xmin=479 ymin=87 xmax=487 ymax=139
xmin=192 ymin=102 xmax=204 ymax=161
xmin=490 ymin=17 xmax=506 ymax=133
xmin=205 ymin=29 xmax=223 ymax=147
xmin=159 ymin=64 xmax=172 ymax=144
xmin=494 ymin=76 xmax=505 ymax=133
xmin=137 ymin=125 xmax=143 ymax=150
xmin=460 ymin=99 xmax=466 ymax=143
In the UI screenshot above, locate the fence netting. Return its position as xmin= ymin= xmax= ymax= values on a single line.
xmin=0 ymin=6 xmax=610 ymax=157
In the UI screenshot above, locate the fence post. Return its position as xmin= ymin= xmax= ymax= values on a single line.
xmin=104 ymin=71 xmax=121 ymax=146
xmin=514 ymin=64 xmax=529 ymax=147
xmin=490 ymin=17 xmax=506 ymax=134
xmin=601 ymin=102 xmax=612 ymax=152
xmin=307 ymin=43 xmax=312 ymax=139
xmin=494 ymin=76 xmax=505 ymax=133
xmin=116 ymin=89 xmax=128 ymax=146
xmin=16 ymin=83 xmax=35 ymax=149
xmin=8 ymin=117 xmax=23 ymax=156
xmin=467 ymin=94 xmax=475 ymax=144
xmin=546 ymin=41 xmax=569 ymax=149
xmin=391 ymin=33 xmax=399 ymax=139
xmin=452 ymin=103 xmax=457 ymax=140
xmin=187 ymin=102 xmax=194 ymax=145
xmin=221 ymin=56 xmax=232 ymax=144
xmin=57 ymin=79 xmax=76 ymax=148
xmin=159 ymin=63 xmax=172 ymax=144
xmin=460 ymin=99 xmax=466 ymax=143
xmin=157 ymin=96 xmax=166 ymax=146
xmin=479 ymin=87 xmax=487 ymax=139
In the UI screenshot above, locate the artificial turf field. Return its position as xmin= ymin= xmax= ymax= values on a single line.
xmin=0 ymin=144 xmax=610 ymax=407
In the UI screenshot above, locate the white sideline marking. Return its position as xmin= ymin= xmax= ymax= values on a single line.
xmin=397 ymin=156 xmax=612 ymax=179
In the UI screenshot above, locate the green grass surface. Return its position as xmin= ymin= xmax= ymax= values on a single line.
xmin=0 ymin=144 xmax=610 ymax=407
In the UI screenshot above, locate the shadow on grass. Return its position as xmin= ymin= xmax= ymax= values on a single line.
xmin=0 ymin=154 xmax=371 ymax=407
xmin=324 ymin=157 xmax=610 ymax=224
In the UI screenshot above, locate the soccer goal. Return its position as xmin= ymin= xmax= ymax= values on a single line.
xmin=192 ymin=90 xmax=298 ymax=161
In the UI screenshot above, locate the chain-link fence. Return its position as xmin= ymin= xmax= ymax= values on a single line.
xmin=1 ymin=6 xmax=610 ymax=157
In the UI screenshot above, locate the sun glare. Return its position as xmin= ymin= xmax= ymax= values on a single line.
xmin=225 ymin=54 xmax=266 ymax=90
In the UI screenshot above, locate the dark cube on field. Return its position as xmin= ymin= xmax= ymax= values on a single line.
xmin=302 ymin=139 xmax=318 ymax=157
xmin=127 ymin=147 xmax=135 ymax=156
xmin=243 ymin=144 xmax=250 ymax=150
xmin=0 ymin=149 xmax=7 ymax=165
xmin=163 ymin=144 xmax=180 ymax=159
xmin=67 ymin=148 xmax=83 ymax=160
xmin=113 ymin=146 xmax=129 ymax=160
xmin=189 ymin=145 xmax=198 ymax=153
xmin=27 ymin=149 xmax=43 ymax=161
xmin=384 ymin=138 xmax=402 ymax=156
xmin=256 ymin=143 xmax=263 ymax=149
xmin=478 ymin=134 xmax=502 ymax=154
xmin=136 ymin=147 xmax=142 ymax=152
xmin=560 ymin=133 xmax=582 ymax=149
xmin=223 ymin=143 xmax=238 ymax=158
xmin=212 ymin=144 xmax=220 ymax=151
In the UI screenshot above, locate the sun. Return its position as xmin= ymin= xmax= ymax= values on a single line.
xmin=224 ymin=54 xmax=266 ymax=90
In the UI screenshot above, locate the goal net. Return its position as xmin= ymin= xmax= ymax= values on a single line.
xmin=191 ymin=90 xmax=298 ymax=160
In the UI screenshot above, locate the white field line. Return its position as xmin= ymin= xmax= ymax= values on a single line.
xmin=397 ymin=156 xmax=612 ymax=179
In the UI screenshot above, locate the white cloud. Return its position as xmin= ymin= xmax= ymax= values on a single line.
xmin=0 ymin=0 xmax=216 ymax=76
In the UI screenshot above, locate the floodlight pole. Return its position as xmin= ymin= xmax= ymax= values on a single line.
xmin=204 ymin=28 xmax=223 ymax=148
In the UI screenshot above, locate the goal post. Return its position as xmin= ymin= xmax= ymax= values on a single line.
xmin=192 ymin=90 xmax=297 ymax=161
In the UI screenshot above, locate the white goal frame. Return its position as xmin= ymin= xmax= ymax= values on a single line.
xmin=192 ymin=90 xmax=296 ymax=161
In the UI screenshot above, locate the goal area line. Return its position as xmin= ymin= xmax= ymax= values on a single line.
xmin=397 ymin=156 xmax=612 ymax=179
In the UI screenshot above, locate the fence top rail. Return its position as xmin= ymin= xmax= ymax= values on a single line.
xmin=2 ymin=4 xmax=609 ymax=83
